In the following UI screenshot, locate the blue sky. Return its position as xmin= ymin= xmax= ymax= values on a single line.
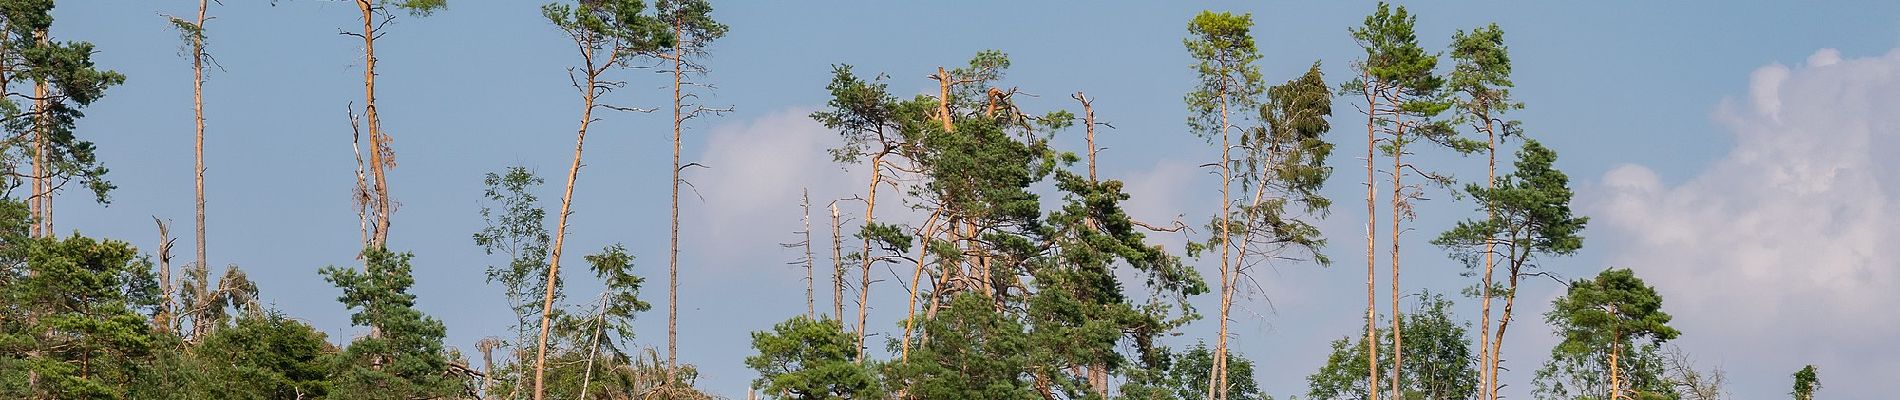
xmin=55 ymin=1 xmax=1900 ymax=398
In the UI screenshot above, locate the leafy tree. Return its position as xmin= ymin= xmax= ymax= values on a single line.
xmin=885 ymin=294 xmax=1039 ymax=400
xmin=319 ymin=248 xmax=468 ymax=399
xmin=0 ymin=0 xmax=126 ymax=236
xmin=1182 ymin=12 xmax=1267 ymax=398
xmin=747 ymin=316 xmax=882 ymax=399
xmin=1790 ymin=365 xmax=1818 ymax=400
xmin=1445 ymin=22 xmax=1522 ymax=400
xmin=1435 ymin=139 xmax=1587 ymax=399
xmin=474 ymin=165 xmax=554 ymax=398
xmin=1534 ymin=268 xmax=1679 ymax=400
xmin=145 ymin=312 xmax=334 ymax=399
xmin=1307 ymin=292 xmax=1478 ymax=400
xmin=0 ymin=224 xmax=159 ymax=398
xmin=1121 ymin=343 xmax=1266 ymax=400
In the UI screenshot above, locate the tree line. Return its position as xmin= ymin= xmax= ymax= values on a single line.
xmin=0 ymin=1 xmax=1827 ymax=399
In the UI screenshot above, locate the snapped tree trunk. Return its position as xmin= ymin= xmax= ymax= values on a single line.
xmin=192 ymin=0 xmax=209 ymax=275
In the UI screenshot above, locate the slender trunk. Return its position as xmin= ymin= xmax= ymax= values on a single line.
xmin=1477 ymin=112 xmax=1498 ymax=400
xmin=853 ymin=153 xmax=883 ymax=363
xmin=1608 ymin=335 xmax=1621 ymax=400
xmin=1489 ymin=259 xmax=1521 ymax=400
xmin=1363 ymin=73 xmax=1382 ymax=400
xmin=832 ymin=202 xmax=844 ymax=319
xmin=357 ymin=0 xmax=391 ymax=249
xmin=1389 ymin=122 xmax=1404 ymax=400
xmin=578 ymin=296 xmax=608 ymax=400
xmin=1078 ymin=93 xmax=1097 ymax=182
xmin=667 ymin=20 xmax=685 ymax=380
xmin=534 ymin=43 xmax=599 ymax=400
xmin=899 ymin=209 xmax=942 ymax=363
xmin=1208 ymin=88 xmax=1232 ymax=400
xmin=154 ymin=218 xmax=176 ymax=333
xmin=30 ymin=28 xmax=47 ymax=238
xmin=193 ymin=0 xmax=209 ymax=286
xmin=803 ymin=189 xmax=815 ymax=319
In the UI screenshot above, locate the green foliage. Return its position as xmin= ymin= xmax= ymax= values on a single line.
xmin=166 ymin=312 xmax=334 ymax=399
xmin=543 ymin=0 xmax=672 ymax=62
xmin=886 ymin=294 xmax=1039 ymax=400
xmin=1306 ymin=292 xmax=1478 ymax=400
xmin=380 ymin=0 xmax=448 ymax=16
xmin=1347 ymin=2 xmax=1442 ymax=106
xmin=1447 ymin=23 xmax=1522 ymax=131
xmin=1120 ymin=343 xmax=1266 ymax=400
xmin=0 ymin=227 xmax=159 ymax=398
xmin=1183 ymin=10 xmax=1265 ymax=140
xmin=1435 ymin=140 xmax=1587 ymax=281
xmin=320 ymin=248 xmax=468 ymax=399
xmin=1791 ymin=365 xmax=1819 ymax=400
xmin=0 ymin=0 xmax=127 ymax=204
xmin=747 ymin=316 xmax=882 ymax=399
xmin=1535 ymin=268 xmax=1680 ymax=400
xmin=476 ymin=166 xmax=557 ymax=323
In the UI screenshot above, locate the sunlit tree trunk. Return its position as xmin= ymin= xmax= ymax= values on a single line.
xmin=192 ymin=0 xmax=210 ymax=282
xmin=1362 ymin=71 xmax=1382 ymax=400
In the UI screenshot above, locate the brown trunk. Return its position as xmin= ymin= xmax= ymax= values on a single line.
xmin=30 ymin=28 xmax=47 ymax=238
xmin=854 ymin=150 xmax=883 ymax=363
xmin=1208 ymin=87 xmax=1232 ymax=400
xmin=899 ymin=209 xmax=943 ymax=363
xmin=1477 ymin=111 xmax=1499 ymax=400
xmin=1608 ymin=334 xmax=1622 ymax=400
xmin=193 ymin=0 xmax=209 ymax=288
xmin=1489 ymin=261 xmax=1521 ymax=400
xmin=1389 ymin=121 xmax=1404 ymax=400
xmin=1362 ymin=72 xmax=1382 ymax=400
xmin=667 ymin=19 xmax=685 ymax=380
xmin=357 ymin=0 xmax=392 ymax=249
xmin=1077 ymin=93 xmax=1097 ymax=182
xmin=534 ymin=38 xmax=601 ymax=400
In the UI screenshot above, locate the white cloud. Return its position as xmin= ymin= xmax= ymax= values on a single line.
xmin=1590 ymin=48 xmax=1900 ymax=391
xmin=688 ymin=107 xmax=861 ymax=271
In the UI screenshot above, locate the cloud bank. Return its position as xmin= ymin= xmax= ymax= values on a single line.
xmin=1590 ymin=48 xmax=1900 ymax=392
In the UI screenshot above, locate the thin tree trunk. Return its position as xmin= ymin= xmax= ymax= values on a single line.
xmin=898 ymin=209 xmax=942 ymax=363
xmin=1363 ymin=72 xmax=1381 ymax=400
xmin=578 ymin=296 xmax=608 ymax=400
xmin=1477 ymin=110 xmax=1498 ymax=400
xmin=667 ymin=19 xmax=685 ymax=381
xmin=154 ymin=218 xmax=176 ymax=333
xmin=1489 ymin=259 xmax=1521 ymax=400
xmin=1608 ymin=334 xmax=1621 ymax=400
xmin=832 ymin=202 xmax=844 ymax=320
xmin=193 ymin=0 xmax=209 ymax=286
xmin=1077 ymin=92 xmax=1110 ymax=399
xmin=357 ymin=0 xmax=391 ymax=249
xmin=1390 ymin=122 xmax=1404 ymax=400
xmin=1209 ymin=88 xmax=1232 ymax=400
xmin=30 ymin=27 xmax=47 ymax=238
xmin=534 ymin=42 xmax=600 ymax=400
xmin=803 ymin=189 xmax=815 ymax=319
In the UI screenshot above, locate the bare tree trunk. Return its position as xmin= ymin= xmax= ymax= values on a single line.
xmin=153 ymin=218 xmax=177 ymax=333
xmin=832 ymin=202 xmax=844 ymax=320
xmin=667 ymin=20 xmax=685 ymax=381
xmin=193 ymin=0 xmax=209 ymax=287
xmin=1076 ymin=92 xmax=1111 ymax=399
xmin=534 ymin=41 xmax=600 ymax=400
xmin=1362 ymin=73 xmax=1382 ymax=400
xmin=30 ymin=27 xmax=47 ymax=238
xmin=1208 ymin=88 xmax=1232 ymax=400
xmin=477 ymin=338 xmax=499 ymax=400
xmin=1478 ymin=111 xmax=1498 ymax=400
xmin=802 ymin=189 xmax=815 ymax=319
xmin=578 ymin=296 xmax=608 ymax=400
xmin=1390 ymin=122 xmax=1405 ymax=400
xmin=1608 ymin=335 xmax=1622 ymax=400
xmin=356 ymin=0 xmax=392 ymax=249
xmin=1489 ymin=261 xmax=1521 ymax=400
xmin=899 ymin=209 xmax=943 ymax=363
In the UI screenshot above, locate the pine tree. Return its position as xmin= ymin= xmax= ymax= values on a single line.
xmin=657 ymin=0 xmax=727 ymax=379
xmin=344 ymin=0 xmax=446 ymax=249
xmin=1446 ymin=22 xmax=1521 ymax=400
xmin=319 ymin=248 xmax=467 ymax=399
xmin=1534 ymin=268 xmax=1679 ymax=400
xmin=1181 ymin=13 xmax=1265 ymax=399
xmin=0 ymin=0 xmax=124 ymax=237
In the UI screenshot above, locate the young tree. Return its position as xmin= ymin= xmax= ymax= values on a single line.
xmin=746 ymin=316 xmax=883 ymax=399
xmin=534 ymin=1 xmax=669 ymax=398
xmin=1182 ymin=12 xmax=1264 ymax=399
xmin=1534 ymin=268 xmax=1680 ymax=400
xmin=473 ymin=166 xmax=554 ymax=398
xmin=319 ymin=248 xmax=467 ymax=400
xmin=1445 ymin=23 xmax=1521 ymax=400
xmin=1791 ymin=365 xmax=1819 ymax=400
xmin=1306 ymin=292 xmax=1479 ymax=400
xmin=1435 ymin=139 xmax=1587 ymax=399
xmin=1120 ymin=343 xmax=1266 ymax=400
xmin=658 ymin=0 xmax=728 ymax=378
xmin=344 ymin=0 xmax=446 ymax=249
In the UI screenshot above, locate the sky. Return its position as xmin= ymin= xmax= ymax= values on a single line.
xmin=50 ymin=1 xmax=1900 ymax=398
